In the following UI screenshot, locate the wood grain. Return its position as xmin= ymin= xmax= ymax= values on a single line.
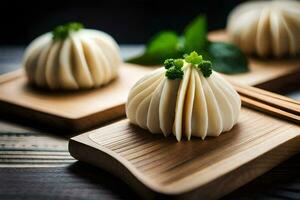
xmin=0 ymin=63 xmax=154 ymax=131
xmin=69 ymin=108 xmax=300 ymax=199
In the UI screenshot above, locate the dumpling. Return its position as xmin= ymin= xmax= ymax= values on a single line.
xmin=126 ymin=52 xmax=241 ymax=141
xmin=23 ymin=22 xmax=121 ymax=90
xmin=227 ymin=0 xmax=300 ymax=57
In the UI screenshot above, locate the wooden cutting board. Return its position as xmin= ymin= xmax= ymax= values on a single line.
xmin=0 ymin=64 xmax=154 ymax=131
xmin=209 ymin=31 xmax=300 ymax=92
xmin=69 ymin=107 xmax=300 ymax=199
xmin=0 ymin=31 xmax=299 ymax=131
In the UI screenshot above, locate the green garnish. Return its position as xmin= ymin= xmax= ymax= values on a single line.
xmin=198 ymin=60 xmax=212 ymax=77
xmin=184 ymin=51 xmax=203 ymax=65
xmin=52 ymin=22 xmax=83 ymax=40
xmin=164 ymin=59 xmax=175 ymax=69
xmin=184 ymin=51 xmax=212 ymax=77
xmin=174 ymin=59 xmax=184 ymax=68
xmin=165 ymin=66 xmax=184 ymax=80
xmin=164 ymin=52 xmax=212 ymax=79
xmin=164 ymin=58 xmax=184 ymax=80
xmin=127 ymin=16 xmax=248 ymax=74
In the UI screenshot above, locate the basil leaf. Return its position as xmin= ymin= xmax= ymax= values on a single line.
xmin=126 ymin=16 xmax=249 ymax=75
xmin=208 ymin=42 xmax=249 ymax=74
xmin=126 ymin=54 xmax=164 ymax=65
xmin=183 ymin=16 xmax=207 ymax=54
xmin=127 ymin=31 xmax=181 ymax=65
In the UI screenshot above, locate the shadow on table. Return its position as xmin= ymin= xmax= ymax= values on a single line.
xmin=0 ymin=155 xmax=299 ymax=200
xmin=0 ymin=112 xmax=124 ymax=139
xmin=223 ymin=153 xmax=300 ymax=200
xmin=68 ymin=153 xmax=300 ymax=200
xmin=67 ymin=161 xmax=139 ymax=200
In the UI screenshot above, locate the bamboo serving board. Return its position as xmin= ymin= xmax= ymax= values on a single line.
xmin=0 ymin=64 xmax=154 ymax=131
xmin=69 ymin=107 xmax=300 ymax=199
xmin=0 ymin=31 xmax=299 ymax=131
xmin=209 ymin=31 xmax=300 ymax=92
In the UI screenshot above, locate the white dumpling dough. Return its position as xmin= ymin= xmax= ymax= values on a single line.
xmin=126 ymin=62 xmax=241 ymax=141
xmin=23 ymin=29 xmax=122 ymax=90
xmin=227 ymin=0 xmax=300 ymax=57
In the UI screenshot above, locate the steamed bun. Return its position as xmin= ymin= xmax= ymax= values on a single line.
xmin=126 ymin=53 xmax=241 ymax=141
xmin=23 ymin=22 xmax=121 ymax=90
xmin=227 ymin=0 xmax=300 ymax=57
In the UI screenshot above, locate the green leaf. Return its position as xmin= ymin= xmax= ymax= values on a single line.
xmin=183 ymin=16 xmax=207 ymax=54
xmin=126 ymin=54 xmax=163 ymax=65
xmin=126 ymin=16 xmax=249 ymax=74
xmin=208 ymin=42 xmax=248 ymax=74
xmin=127 ymin=31 xmax=181 ymax=65
xmin=146 ymin=31 xmax=179 ymax=54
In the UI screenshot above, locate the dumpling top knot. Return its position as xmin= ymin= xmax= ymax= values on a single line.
xmin=227 ymin=0 xmax=300 ymax=57
xmin=23 ymin=22 xmax=121 ymax=90
xmin=126 ymin=52 xmax=241 ymax=141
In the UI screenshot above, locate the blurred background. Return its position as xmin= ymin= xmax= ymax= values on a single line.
xmin=0 ymin=0 xmax=245 ymax=45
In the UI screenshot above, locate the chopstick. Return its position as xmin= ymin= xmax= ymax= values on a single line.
xmin=231 ymin=82 xmax=300 ymax=115
xmin=228 ymin=80 xmax=300 ymax=125
xmin=240 ymin=95 xmax=300 ymax=125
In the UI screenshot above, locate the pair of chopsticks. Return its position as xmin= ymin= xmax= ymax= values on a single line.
xmin=229 ymin=81 xmax=300 ymax=125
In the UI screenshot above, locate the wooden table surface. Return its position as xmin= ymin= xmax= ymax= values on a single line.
xmin=0 ymin=46 xmax=300 ymax=200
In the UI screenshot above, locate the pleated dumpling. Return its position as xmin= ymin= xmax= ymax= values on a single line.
xmin=126 ymin=52 xmax=241 ymax=141
xmin=227 ymin=0 xmax=300 ymax=57
xmin=23 ymin=22 xmax=121 ymax=90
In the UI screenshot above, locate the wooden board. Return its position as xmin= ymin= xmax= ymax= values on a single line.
xmin=208 ymin=31 xmax=300 ymax=92
xmin=0 ymin=31 xmax=299 ymax=132
xmin=0 ymin=64 xmax=154 ymax=131
xmin=69 ymin=107 xmax=300 ymax=199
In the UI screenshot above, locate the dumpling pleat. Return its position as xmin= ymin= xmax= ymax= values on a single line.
xmin=214 ymin=74 xmax=241 ymax=124
xmin=35 ymin=40 xmax=52 ymax=87
xmin=70 ymin=35 xmax=94 ymax=89
xmin=127 ymin=68 xmax=164 ymax=101
xmin=45 ymin=41 xmax=62 ymax=90
xmin=93 ymin=42 xmax=113 ymax=84
xmin=80 ymin=37 xmax=107 ymax=86
xmin=147 ymin=80 xmax=165 ymax=133
xmin=159 ymin=79 xmax=180 ymax=137
xmin=256 ymin=7 xmax=271 ymax=57
xmin=135 ymin=76 xmax=164 ymax=128
xmin=239 ymin=10 xmax=260 ymax=54
xmin=173 ymin=66 xmax=191 ymax=141
xmin=127 ymin=76 xmax=163 ymax=124
xmin=23 ymin=34 xmax=51 ymax=83
xmin=270 ymin=10 xmax=289 ymax=57
xmin=86 ymin=30 xmax=122 ymax=66
xmin=183 ymin=68 xmax=196 ymax=140
xmin=191 ymin=71 xmax=208 ymax=139
xmin=59 ymin=39 xmax=79 ymax=90
xmin=89 ymin=31 xmax=120 ymax=76
xmin=136 ymin=95 xmax=152 ymax=129
xmin=281 ymin=10 xmax=300 ymax=55
xmin=200 ymin=75 xmax=223 ymax=136
xmin=207 ymin=73 xmax=234 ymax=131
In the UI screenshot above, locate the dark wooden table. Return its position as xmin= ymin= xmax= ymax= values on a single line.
xmin=0 ymin=47 xmax=299 ymax=200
